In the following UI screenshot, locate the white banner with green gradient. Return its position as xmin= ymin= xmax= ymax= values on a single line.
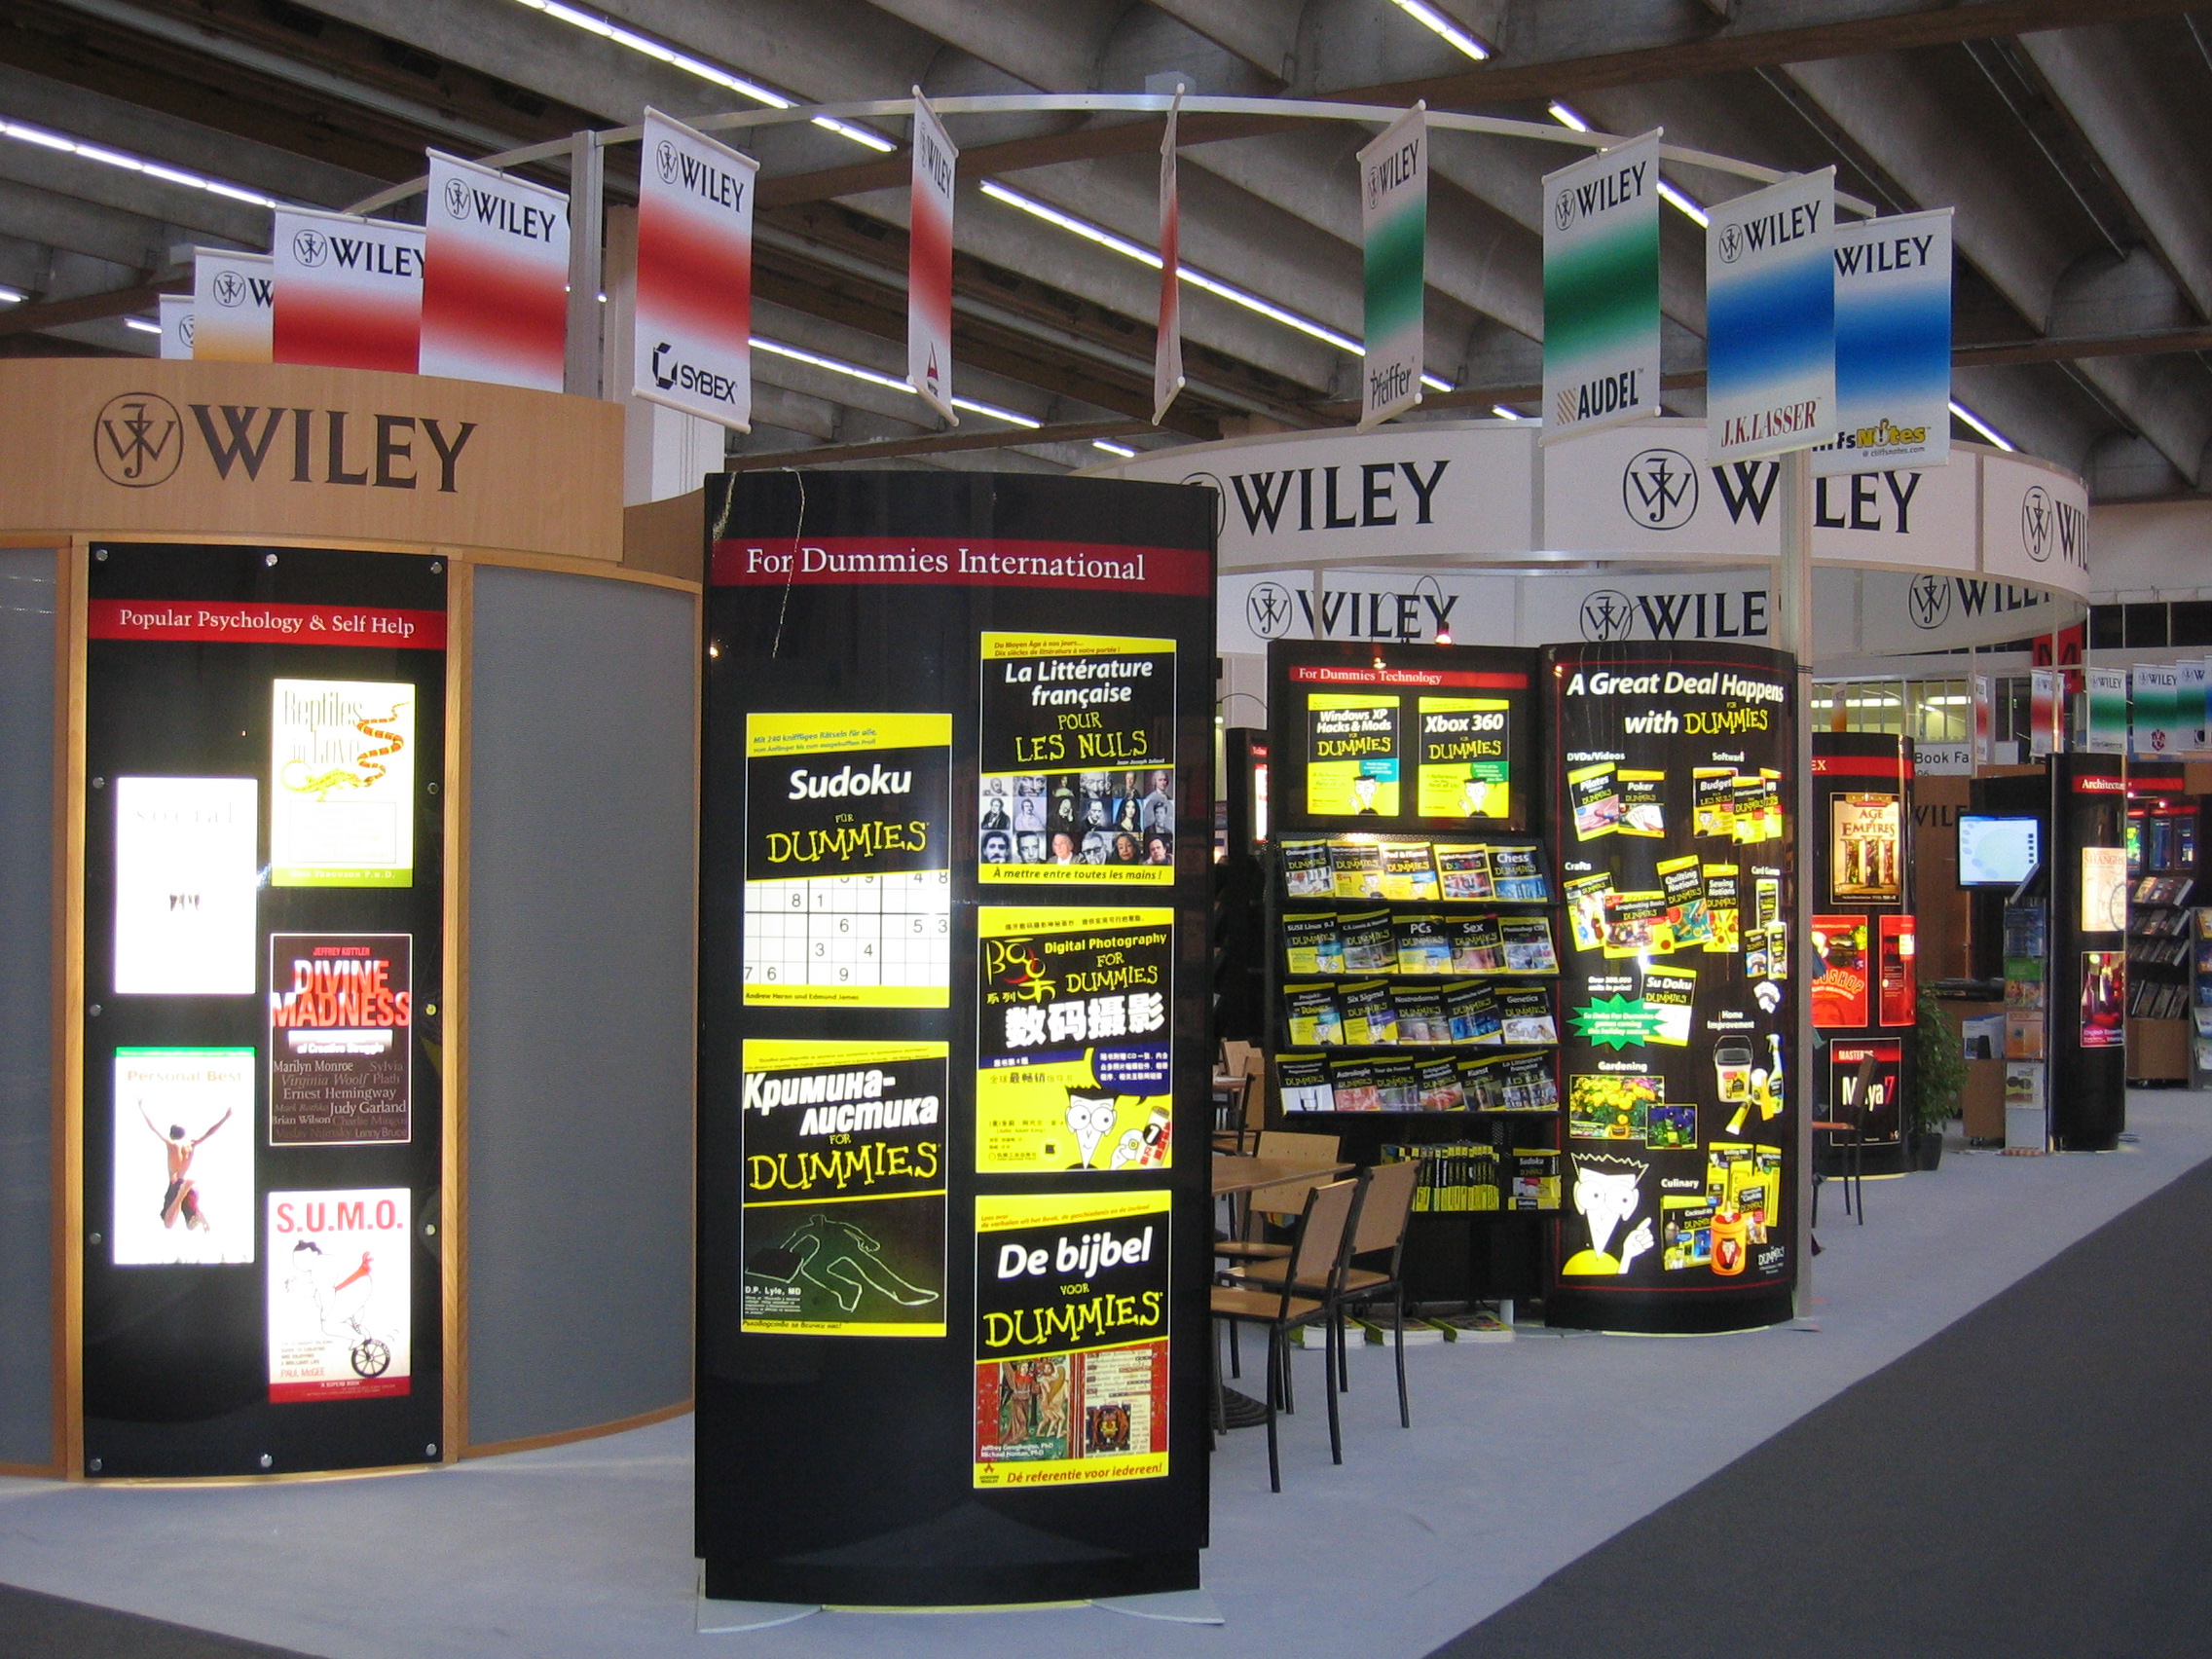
xmin=1358 ymin=103 xmax=1426 ymax=429
xmin=1542 ymin=129 xmax=1661 ymax=445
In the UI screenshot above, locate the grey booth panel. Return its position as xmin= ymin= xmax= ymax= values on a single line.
xmin=0 ymin=550 xmax=55 ymax=1467
xmin=466 ymin=565 xmax=695 ymax=1447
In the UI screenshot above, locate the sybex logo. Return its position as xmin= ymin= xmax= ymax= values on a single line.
xmin=649 ymin=341 xmax=740 ymax=407
xmin=1577 ymin=585 xmax=1768 ymax=642
xmin=1622 ymin=448 xmax=1698 ymax=528
xmin=92 ymin=395 xmax=478 ymax=492
xmin=2020 ymin=483 xmax=2086 ymax=571
xmin=1198 ymin=459 xmax=1453 ymax=537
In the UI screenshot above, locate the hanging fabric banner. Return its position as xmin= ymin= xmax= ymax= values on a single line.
xmin=2030 ymin=668 xmax=2059 ymax=759
xmin=1357 ymin=102 xmax=1426 ymax=430
xmin=1817 ymin=207 xmax=1952 ymax=476
xmin=1972 ymin=674 xmax=1992 ymax=765
xmin=1153 ymin=88 xmax=1185 ymax=425
xmin=2132 ymin=664 xmax=2179 ymax=756
xmin=1540 ymin=129 xmax=1661 ymax=445
xmin=1707 ymin=168 xmax=1834 ymax=463
xmin=158 ymin=293 xmax=194 ymax=360
xmin=421 ymin=150 xmax=569 ymax=392
xmin=2179 ymin=660 xmax=2210 ymax=754
xmin=2085 ymin=668 xmax=2128 ymax=754
xmin=272 ymin=206 xmax=423 ymax=373
xmin=635 ymin=107 xmax=757 ymax=431
xmin=192 ymin=248 xmax=272 ymax=363
xmin=908 ymin=89 xmax=958 ymax=424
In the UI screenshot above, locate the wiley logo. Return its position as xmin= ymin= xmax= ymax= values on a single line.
xmin=93 ymin=396 xmax=477 ymax=492
xmin=1622 ymin=449 xmax=1697 ymax=528
xmin=1209 ymin=460 xmax=1451 ymax=536
xmin=1580 ymin=586 xmax=1768 ymax=642
xmin=2020 ymin=485 xmax=2086 ymax=571
xmin=1246 ymin=581 xmax=1297 ymax=640
xmin=1247 ymin=578 xmax=1459 ymax=643
xmin=1907 ymin=573 xmax=1952 ymax=630
xmin=210 ymin=270 xmax=270 ymax=310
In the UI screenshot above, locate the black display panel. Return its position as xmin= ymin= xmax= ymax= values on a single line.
xmin=81 ymin=542 xmax=446 ymax=1477
xmin=697 ymin=473 xmax=1214 ymax=1607
xmin=1267 ymin=639 xmax=1533 ymax=834
xmin=1543 ymin=642 xmax=1798 ymax=1334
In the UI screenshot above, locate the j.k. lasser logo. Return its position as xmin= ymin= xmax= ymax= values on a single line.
xmin=93 ymin=391 xmax=477 ymax=493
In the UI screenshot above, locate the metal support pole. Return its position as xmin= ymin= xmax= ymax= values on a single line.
xmin=1774 ymin=449 xmax=1816 ymax=1316
xmin=565 ymin=129 xmax=605 ymax=399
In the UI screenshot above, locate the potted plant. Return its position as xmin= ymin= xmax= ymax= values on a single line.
xmin=1910 ymin=985 xmax=1965 ymax=1170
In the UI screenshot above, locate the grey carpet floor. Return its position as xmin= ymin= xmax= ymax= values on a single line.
xmin=1430 ymin=1150 xmax=2212 ymax=1659
xmin=0 ymin=1582 xmax=312 ymax=1657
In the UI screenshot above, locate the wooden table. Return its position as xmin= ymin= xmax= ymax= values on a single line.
xmin=1208 ymin=1155 xmax=1351 ymax=1430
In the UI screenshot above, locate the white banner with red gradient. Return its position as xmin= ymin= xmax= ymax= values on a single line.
xmin=422 ymin=151 xmax=569 ymax=391
xmin=634 ymin=108 xmax=757 ymax=431
xmin=273 ymin=206 xmax=423 ymax=374
xmin=192 ymin=248 xmax=272 ymax=363
xmin=908 ymin=89 xmax=958 ymax=424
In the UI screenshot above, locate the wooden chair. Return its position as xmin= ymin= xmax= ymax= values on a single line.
xmin=1209 ymin=1177 xmax=1359 ymax=1492
xmin=1218 ymin=1129 xmax=1343 ymax=1265
xmin=1234 ymin=1158 xmax=1423 ymax=1432
xmin=1211 ymin=1051 xmax=1267 ymax=1156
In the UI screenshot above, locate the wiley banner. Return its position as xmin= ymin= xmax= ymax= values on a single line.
xmin=908 ymin=89 xmax=958 ymax=423
xmin=191 ymin=247 xmax=272 ymax=363
xmin=159 ymin=293 xmax=194 ymax=359
xmin=1817 ymin=207 xmax=1952 ymax=476
xmin=1542 ymin=129 xmax=1661 ymax=445
xmin=273 ymin=206 xmax=423 ymax=373
xmin=635 ymin=107 xmax=757 ymax=431
xmin=1357 ymin=102 xmax=1426 ymax=429
xmin=1154 ymin=90 xmax=1184 ymax=425
xmin=1707 ymin=168 xmax=1834 ymax=463
xmin=422 ymin=150 xmax=570 ymax=392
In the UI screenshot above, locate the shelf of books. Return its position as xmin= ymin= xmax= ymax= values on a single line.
xmin=2125 ymin=795 xmax=2197 ymax=1083
xmin=1268 ymin=830 xmax=1562 ymax=1216
xmin=2194 ymin=909 xmax=2212 ymax=1086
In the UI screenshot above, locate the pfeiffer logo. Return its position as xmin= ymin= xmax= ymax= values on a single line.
xmin=1622 ymin=448 xmax=1698 ymax=529
xmin=94 ymin=393 xmax=184 ymax=487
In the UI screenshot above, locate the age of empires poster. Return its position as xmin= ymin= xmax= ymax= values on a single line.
xmin=975 ymin=1189 xmax=1171 ymax=1489
xmin=740 ymin=1040 xmax=948 ymax=1337
xmin=977 ymin=632 xmax=1178 ymax=882
xmin=977 ymin=907 xmax=1173 ymax=1173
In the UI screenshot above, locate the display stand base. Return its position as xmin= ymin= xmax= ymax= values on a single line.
xmin=695 ymin=1572 xmax=820 ymax=1634
xmin=1092 ymin=1589 xmax=1225 ymax=1625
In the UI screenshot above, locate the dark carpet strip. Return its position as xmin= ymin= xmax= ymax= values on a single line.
xmin=1430 ymin=1153 xmax=2212 ymax=1659
xmin=0 ymin=1582 xmax=318 ymax=1658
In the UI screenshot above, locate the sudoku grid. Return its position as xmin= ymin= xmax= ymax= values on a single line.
xmin=743 ymin=869 xmax=951 ymax=993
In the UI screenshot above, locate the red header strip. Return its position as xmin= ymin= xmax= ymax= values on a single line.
xmin=711 ymin=537 xmax=1209 ymax=596
xmin=1812 ymin=756 xmax=1913 ymax=780
xmin=90 ymin=600 xmax=446 ymax=649
xmin=1289 ymin=665 xmax=1527 ymax=690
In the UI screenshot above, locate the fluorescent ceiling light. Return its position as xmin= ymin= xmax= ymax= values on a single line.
xmin=1547 ymin=104 xmax=1706 ymax=224
xmin=1092 ymin=440 xmax=1137 ymax=457
xmin=508 ymin=0 xmax=894 ymax=151
xmin=124 ymin=316 xmax=162 ymax=333
xmin=1391 ymin=0 xmax=1490 ymax=60
xmin=1950 ymin=399 xmax=2014 ymax=452
xmin=752 ymin=335 xmax=1044 ymax=428
xmin=950 ymin=394 xmax=1040 ymax=429
xmin=0 ymin=118 xmax=277 ymax=206
xmin=1491 ymin=405 xmax=1523 ymax=421
xmin=0 ymin=285 xmax=22 ymax=304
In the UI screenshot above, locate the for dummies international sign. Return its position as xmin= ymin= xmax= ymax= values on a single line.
xmin=1707 ymin=169 xmax=1835 ymax=463
xmin=1542 ymin=129 xmax=1661 ymax=445
xmin=1817 ymin=207 xmax=1952 ymax=476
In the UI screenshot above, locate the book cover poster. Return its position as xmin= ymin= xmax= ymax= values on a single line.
xmin=266 ymin=1188 xmax=411 ymax=1402
xmin=268 ymin=934 xmax=412 ymax=1145
xmin=2081 ymin=845 xmax=2128 ymax=935
xmin=1829 ymin=792 xmax=1899 ymax=903
xmin=1414 ymin=696 xmax=1512 ymax=820
xmin=1828 ymin=1038 xmax=1902 ymax=1144
xmin=977 ymin=907 xmax=1173 ymax=1172
xmin=743 ymin=713 xmax=952 ymax=1007
xmin=271 ymin=680 xmax=416 ymax=887
xmin=2081 ymin=951 xmax=2126 ymax=1049
xmin=974 ymin=1188 xmax=1170 ymax=1488
xmin=977 ymin=633 xmax=1177 ymax=883
xmin=113 ymin=776 xmax=259 ymax=996
xmin=1307 ymin=693 xmax=1401 ymax=817
xmin=740 ymin=1039 xmax=947 ymax=1337
xmin=1877 ymin=913 xmax=1916 ymax=1028
xmin=1810 ymin=915 xmax=1870 ymax=1028
xmin=112 ymin=1048 xmax=255 ymax=1265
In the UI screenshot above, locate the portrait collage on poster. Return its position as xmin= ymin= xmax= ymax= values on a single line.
xmin=1554 ymin=659 xmax=1794 ymax=1290
xmin=110 ymin=676 xmax=421 ymax=1408
xmin=736 ymin=630 xmax=1181 ymax=1490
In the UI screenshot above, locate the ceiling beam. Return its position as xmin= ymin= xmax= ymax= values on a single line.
xmin=0 ymin=266 xmax=183 ymax=336
xmin=758 ymin=0 xmax=2208 ymax=209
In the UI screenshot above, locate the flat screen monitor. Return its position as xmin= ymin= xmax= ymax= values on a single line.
xmin=1958 ymin=815 xmax=2041 ymax=887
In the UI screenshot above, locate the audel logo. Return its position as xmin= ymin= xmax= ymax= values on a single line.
xmin=92 ymin=396 xmax=477 ymax=492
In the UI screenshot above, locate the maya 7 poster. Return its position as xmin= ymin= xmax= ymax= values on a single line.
xmin=975 ymin=1189 xmax=1170 ymax=1489
xmin=269 ymin=935 xmax=412 ymax=1144
xmin=977 ymin=632 xmax=1177 ymax=883
xmin=111 ymin=1048 xmax=255 ymax=1265
xmin=740 ymin=1039 xmax=947 ymax=1337
xmin=271 ymin=680 xmax=416 ymax=887
xmin=977 ymin=907 xmax=1173 ymax=1173
xmin=267 ymin=1188 xmax=412 ymax=1402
